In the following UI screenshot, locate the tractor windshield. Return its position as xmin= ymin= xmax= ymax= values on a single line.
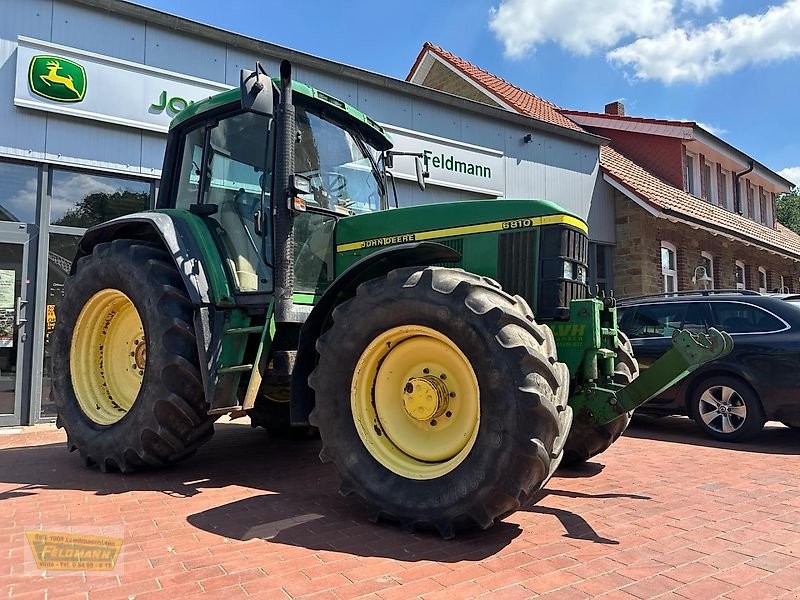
xmin=295 ymin=106 xmax=384 ymax=215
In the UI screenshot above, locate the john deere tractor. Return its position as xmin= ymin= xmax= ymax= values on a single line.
xmin=51 ymin=61 xmax=731 ymax=537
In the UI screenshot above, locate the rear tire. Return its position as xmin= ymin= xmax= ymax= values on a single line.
xmin=309 ymin=267 xmax=572 ymax=538
xmin=561 ymin=331 xmax=639 ymax=466
xmin=688 ymin=375 xmax=764 ymax=442
xmin=51 ymin=240 xmax=214 ymax=472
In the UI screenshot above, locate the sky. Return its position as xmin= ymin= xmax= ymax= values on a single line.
xmin=137 ymin=0 xmax=800 ymax=185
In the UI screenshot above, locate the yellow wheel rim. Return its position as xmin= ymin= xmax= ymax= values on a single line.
xmin=351 ymin=325 xmax=480 ymax=480
xmin=70 ymin=289 xmax=145 ymax=425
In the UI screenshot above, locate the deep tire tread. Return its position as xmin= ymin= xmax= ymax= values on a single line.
xmin=50 ymin=239 xmax=215 ymax=472
xmin=309 ymin=266 xmax=571 ymax=538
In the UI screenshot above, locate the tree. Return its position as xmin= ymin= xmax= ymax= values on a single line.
xmin=777 ymin=187 xmax=800 ymax=235
xmin=53 ymin=191 xmax=149 ymax=228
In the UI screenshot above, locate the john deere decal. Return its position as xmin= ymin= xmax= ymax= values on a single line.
xmin=29 ymin=55 xmax=87 ymax=103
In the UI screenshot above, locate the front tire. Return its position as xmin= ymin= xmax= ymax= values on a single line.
xmin=688 ymin=375 xmax=764 ymax=442
xmin=309 ymin=267 xmax=572 ymax=538
xmin=561 ymin=331 xmax=640 ymax=466
xmin=51 ymin=240 xmax=214 ymax=472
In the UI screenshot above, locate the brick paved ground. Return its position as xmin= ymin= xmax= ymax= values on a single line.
xmin=1 ymin=415 xmax=799 ymax=599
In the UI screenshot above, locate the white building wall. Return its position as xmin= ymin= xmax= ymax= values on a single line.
xmin=0 ymin=0 xmax=614 ymax=242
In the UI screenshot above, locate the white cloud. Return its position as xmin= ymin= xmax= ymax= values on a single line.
xmin=50 ymin=173 xmax=116 ymax=218
xmin=695 ymin=121 xmax=726 ymax=136
xmin=608 ymin=1 xmax=800 ymax=84
xmin=778 ymin=167 xmax=800 ymax=186
xmin=488 ymin=0 xmax=675 ymax=57
xmin=681 ymin=0 xmax=721 ymax=13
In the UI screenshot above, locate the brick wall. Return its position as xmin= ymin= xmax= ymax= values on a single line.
xmin=593 ymin=128 xmax=685 ymax=189
xmin=613 ymin=190 xmax=800 ymax=297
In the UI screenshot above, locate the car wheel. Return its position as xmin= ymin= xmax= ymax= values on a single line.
xmin=688 ymin=376 xmax=764 ymax=442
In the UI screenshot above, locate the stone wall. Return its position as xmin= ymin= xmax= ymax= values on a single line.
xmin=613 ymin=190 xmax=800 ymax=298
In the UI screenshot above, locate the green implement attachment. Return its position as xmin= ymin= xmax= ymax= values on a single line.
xmin=552 ymin=297 xmax=734 ymax=428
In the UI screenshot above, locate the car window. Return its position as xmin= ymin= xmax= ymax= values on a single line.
xmin=682 ymin=302 xmax=711 ymax=333
xmin=625 ymin=303 xmax=688 ymax=338
xmin=710 ymin=302 xmax=785 ymax=334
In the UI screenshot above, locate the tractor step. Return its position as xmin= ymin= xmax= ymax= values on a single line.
xmin=226 ymin=326 xmax=263 ymax=335
xmin=217 ymin=364 xmax=254 ymax=374
xmin=207 ymin=404 xmax=242 ymax=415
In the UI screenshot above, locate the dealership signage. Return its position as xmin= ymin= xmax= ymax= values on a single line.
xmin=14 ymin=38 xmax=504 ymax=195
xmin=14 ymin=37 xmax=231 ymax=133
xmin=382 ymin=124 xmax=504 ymax=196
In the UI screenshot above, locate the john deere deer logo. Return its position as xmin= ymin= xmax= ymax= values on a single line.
xmin=29 ymin=55 xmax=87 ymax=102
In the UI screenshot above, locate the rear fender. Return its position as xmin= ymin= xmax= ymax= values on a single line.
xmin=290 ymin=241 xmax=461 ymax=425
xmin=75 ymin=211 xmax=231 ymax=306
xmin=75 ymin=212 xmax=234 ymax=409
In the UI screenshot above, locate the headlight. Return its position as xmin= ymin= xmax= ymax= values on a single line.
xmin=563 ymin=261 xmax=573 ymax=280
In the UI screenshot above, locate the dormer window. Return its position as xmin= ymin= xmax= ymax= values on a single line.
xmin=685 ymin=152 xmax=696 ymax=195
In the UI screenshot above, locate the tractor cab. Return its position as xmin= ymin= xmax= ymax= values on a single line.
xmin=157 ymin=78 xmax=393 ymax=297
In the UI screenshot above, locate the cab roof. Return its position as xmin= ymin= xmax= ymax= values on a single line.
xmin=169 ymin=78 xmax=393 ymax=151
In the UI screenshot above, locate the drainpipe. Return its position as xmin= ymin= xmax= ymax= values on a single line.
xmin=733 ymin=160 xmax=754 ymax=215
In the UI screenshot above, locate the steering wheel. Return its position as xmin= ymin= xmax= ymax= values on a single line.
xmin=309 ymin=171 xmax=348 ymax=197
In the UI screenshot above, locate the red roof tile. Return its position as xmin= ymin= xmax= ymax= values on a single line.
xmin=601 ymin=145 xmax=800 ymax=257
xmin=409 ymin=42 xmax=584 ymax=133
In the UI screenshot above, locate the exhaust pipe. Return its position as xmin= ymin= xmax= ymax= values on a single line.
xmin=274 ymin=60 xmax=295 ymax=323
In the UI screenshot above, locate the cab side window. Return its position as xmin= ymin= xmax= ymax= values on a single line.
xmin=175 ymin=125 xmax=206 ymax=210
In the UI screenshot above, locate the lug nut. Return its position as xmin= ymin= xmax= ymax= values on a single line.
xmin=430 ymin=419 xmax=437 ymax=426
xmin=404 ymin=382 xmax=414 ymax=393
xmin=449 ymin=392 xmax=456 ymax=398
xmin=440 ymin=373 xmax=447 ymax=380
xmin=423 ymin=368 xmax=430 ymax=374
xmin=445 ymin=411 xmax=452 ymax=418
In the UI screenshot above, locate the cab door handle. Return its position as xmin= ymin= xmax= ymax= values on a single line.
xmin=15 ymin=297 xmax=27 ymax=326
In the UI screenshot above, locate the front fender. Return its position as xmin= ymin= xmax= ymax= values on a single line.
xmin=289 ymin=241 xmax=461 ymax=425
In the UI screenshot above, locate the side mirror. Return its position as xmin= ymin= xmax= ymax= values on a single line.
xmin=414 ymin=156 xmax=427 ymax=191
xmin=240 ymin=62 xmax=275 ymax=116
xmin=291 ymin=173 xmax=311 ymax=195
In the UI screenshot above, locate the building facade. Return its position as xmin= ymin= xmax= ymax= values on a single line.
xmin=0 ymin=0 xmax=611 ymax=425
xmin=409 ymin=43 xmax=799 ymax=301
xmin=564 ymin=106 xmax=797 ymax=299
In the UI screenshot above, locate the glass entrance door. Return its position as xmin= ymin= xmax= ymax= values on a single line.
xmin=0 ymin=232 xmax=30 ymax=425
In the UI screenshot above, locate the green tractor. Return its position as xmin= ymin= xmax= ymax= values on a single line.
xmin=51 ymin=61 xmax=731 ymax=537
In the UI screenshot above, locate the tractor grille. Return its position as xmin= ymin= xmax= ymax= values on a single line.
xmin=537 ymin=225 xmax=589 ymax=320
xmin=438 ymin=237 xmax=464 ymax=268
xmin=497 ymin=230 xmax=536 ymax=301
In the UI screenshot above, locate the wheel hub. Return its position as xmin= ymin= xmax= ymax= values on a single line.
xmin=351 ymin=325 xmax=480 ymax=479
xmin=70 ymin=288 xmax=145 ymax=425
xmin=403 ymin=375 xmax=449 ymax=421
xmin=133 ymin=339 xmax=147 ymax=371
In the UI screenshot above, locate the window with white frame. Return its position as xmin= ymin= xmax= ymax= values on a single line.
xmin=661 ymin=242 xmax=678 ymax=292
xmin=719 ymin=168 xmax=729 ymax=209
xmin=685 ymin=152 xmax=696 ymax=195
xmin=701 ymin=161 xmax=712 ymax=202
xmin=779 ymin=274 xmax=787 ymax=293
xmin=735 ymin=260 xmax=746 ymax=290
xmin=700 ymin=251 xmax=714 ymax=289
xmin=758 ymin=267 xmax=767 ymax=293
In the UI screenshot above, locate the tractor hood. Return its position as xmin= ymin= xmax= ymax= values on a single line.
xmin=334 ymin=199 xmax=587 ymax=256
